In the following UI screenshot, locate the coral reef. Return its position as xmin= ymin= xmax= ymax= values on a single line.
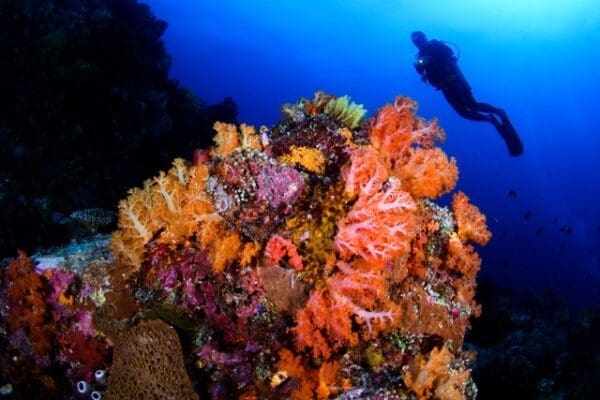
xmin=1 ymin=93 xmax=494 ymax=399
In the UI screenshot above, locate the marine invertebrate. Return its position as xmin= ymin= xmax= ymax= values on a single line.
xmin=394 ymin=147 xmax=458 ymax=199
xmin=323 ymin=95 xmax=366 ymax=129
xmin=369 ymin=96 xmax=445 ymax=171
xmin=293 ymin=259 xmax=400 ymax=359
xmin=278 ymin=145 xmax=327 ymax=174
xmin=57 ymin=328 xmax=109 ymax=382
xmin=451 ymin=192 xmax=491 ymax=246
xmin=265 ymin=235 xmax=304 ymax=271
xmin=206 ymin=149 xmax=307 ymax=240
xmin=104 ymin=319 xmax=199 ymax=400
xmin=403 ymin=345 xmax=473 ymax=400
xmin=276 ymin=348 xmax=344 ymax=399
xmin=335 ymin=176 xmax=417 ymax=267
xmin=3 ymin=251 xmax=56 ymax=356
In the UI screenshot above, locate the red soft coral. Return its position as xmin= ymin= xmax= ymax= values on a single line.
xmin=4 ymin=251 xmax=55 ymax=356
xmin=58 ymin=329 xmax=110 ymax=381
xmin=452 ymin=191 xmax=491 ymax=246
xmin=265 ymin=235 xmax=304 ymax=271
xmin=394 ymin=147 xmax=458 ymax=199
xmin=335 ymin=177 xmax=417 ymax=267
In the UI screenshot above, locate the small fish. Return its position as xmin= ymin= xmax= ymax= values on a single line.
xmin=535 ymin=228 xmax=543 ymax=236
xmin=560 ymin=226 xmax=573 ymax=234
xmin=0 ymin=384 xmax=12 ymax=396
xmin=507 ymin=189 xmax=517 ymax=199
xmin=524 ymin=210 xmax=532 ymax=220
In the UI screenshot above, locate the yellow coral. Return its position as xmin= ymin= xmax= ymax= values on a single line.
xmin=278 ymin=145 xmax=326 ymax=174
xmin=239 ymin=242 xmax=262 ymax=267
xmin=285 ymin=182 xmax=348 ymax=283
xmin=324 ymin=95 xmax=366 ymax=129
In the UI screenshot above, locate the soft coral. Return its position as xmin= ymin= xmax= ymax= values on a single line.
xmin=335 ymin=176 xmax=417 ymax=267
xmin=4 ymin=251 xmax=56 ymax=356
xmin=293 ymin=259 xmax=399 ymax=359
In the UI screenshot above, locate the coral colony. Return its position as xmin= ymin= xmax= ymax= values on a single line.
xmin=0 ymin=93 xmax=491 ymax=399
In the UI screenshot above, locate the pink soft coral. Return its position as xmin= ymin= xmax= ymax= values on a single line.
xmin=340 ymin=146 xmax=388 ymax=200
xmin=334 ymin=176 xmax=417 ymax=267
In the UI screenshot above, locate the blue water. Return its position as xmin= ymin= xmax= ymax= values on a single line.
xmin=145 ymin=0 xmax=600 ymax=309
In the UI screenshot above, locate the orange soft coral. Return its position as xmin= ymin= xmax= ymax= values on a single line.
xmin=368 ymin=97 xmax=445 ymax=172
xmin=276 ymin=348 xmax=343 ymax=399
xmin=403 ymin=345 xmax=471 ymax=400
xmin=293 ymin=259 xmax=399 ymax=359
xmin=368 ymin=97 xmax=418 ymax=169
xmin=445 ymin=233 xmax=482 ymax=279
xmin=451 ymin=192 xmax=491 ymax=246
xmin=293 ymin=288 xmax=340 ymax=359
xmin=111 ymin=157 xmax=241 ymax=272
xmin=394 ymin=147 xmax=458 ymax=199
xmin=211 ymin=122 xmax=262 ymax=157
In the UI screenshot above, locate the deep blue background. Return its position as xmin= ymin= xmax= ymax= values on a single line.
xmin=144 ymin=0 xmax=600 ymax=309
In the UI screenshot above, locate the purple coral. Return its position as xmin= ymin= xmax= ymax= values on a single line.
xmin=207 ymin=149 xmax=306 ymax=239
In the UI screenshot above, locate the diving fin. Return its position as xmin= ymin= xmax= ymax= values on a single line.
xmin=498 ymin=117 xmax=523 ymax=157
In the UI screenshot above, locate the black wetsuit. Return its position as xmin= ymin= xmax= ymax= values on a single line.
xmin=414 ymin=40 xmax=524 ymax=156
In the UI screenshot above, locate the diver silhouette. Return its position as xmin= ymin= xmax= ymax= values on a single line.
xmin=411 ymin=31 xmax=523 ymax=156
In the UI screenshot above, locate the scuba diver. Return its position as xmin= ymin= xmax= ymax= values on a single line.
xmin=411 ymin=31 xmax=523 ymax=156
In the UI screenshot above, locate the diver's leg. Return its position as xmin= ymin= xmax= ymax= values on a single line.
xmin=487 ymin=113 xmax=524 ymax=156
xmin=474 ymin=102 xmax=507 ymax=120
xmin=443 ymin=90 xmax=489 ymax=121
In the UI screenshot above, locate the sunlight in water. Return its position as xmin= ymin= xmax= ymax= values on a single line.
xmin=393 ymin=0 xmax=600 ymax=39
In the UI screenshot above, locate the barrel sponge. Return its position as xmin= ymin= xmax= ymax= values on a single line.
xmin=105 ymin=319 xmax=199 ymax=400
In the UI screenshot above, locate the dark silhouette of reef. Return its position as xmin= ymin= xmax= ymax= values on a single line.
xmin=0 ymin=0 xmax=237 ymax=257
xmin=466 ymin=279 xmax=600 ymax=400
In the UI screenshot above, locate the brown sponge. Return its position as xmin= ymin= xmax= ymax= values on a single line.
xmin=105 ymin=319 xmax=199 ymax=400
